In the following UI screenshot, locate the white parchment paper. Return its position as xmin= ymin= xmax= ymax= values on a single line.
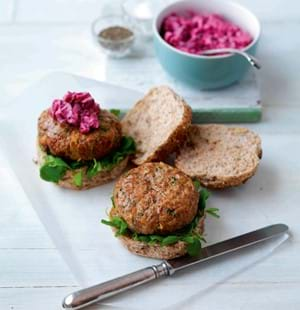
xmin=0 ymin=73 xmax=289 ymax=309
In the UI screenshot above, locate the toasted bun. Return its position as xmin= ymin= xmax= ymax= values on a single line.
xmin=175 ymin=124 xmax=262 ymax=189
xmin=115 ymin=215 xmax=205 ymax=260
xmin=121 ymin=86 xmax=192 ymax=165
xmin=37 ymin=145 xmax=128 ymax=190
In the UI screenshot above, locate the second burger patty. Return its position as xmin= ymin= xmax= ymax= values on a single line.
xmin=38 ymin=109 xmax=122 ymax=161
xmin=113 ymin=162 xmax=199 ymax=235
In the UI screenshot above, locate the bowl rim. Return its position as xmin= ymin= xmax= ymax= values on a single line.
xmin=153 ymin=0 xmax=261 ymax=60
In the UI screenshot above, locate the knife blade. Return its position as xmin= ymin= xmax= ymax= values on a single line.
xmin=62 ymin=223 xmax=288 ymax=309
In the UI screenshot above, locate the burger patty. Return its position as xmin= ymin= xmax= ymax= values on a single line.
xmin=38 ymin=109 xmax=122 ymax=161
xmin=113 ymin=162 xmax=199 ymax=235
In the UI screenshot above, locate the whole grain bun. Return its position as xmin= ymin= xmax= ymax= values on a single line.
xmin=121 ymin=86 xmax=192 ymax=165
xmin=37 ymin=145 xmax=128 ymax=190
xmin=115 ymin=215 xmax=205 ymax=260
xmin=175 ymin=124 xmax=262 ymax=189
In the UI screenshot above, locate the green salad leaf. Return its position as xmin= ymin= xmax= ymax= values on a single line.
xmin=133 ymin=234 xmax=151 ymax=243
xmin=109 ymin=109 xmax=121 ymax=117
xmin=101 ymin=217 xmax=128 ymax=236
xmin=186 ymin=238 xmax=201 ymax=256
xmin=193 ymin=179 xmax=201 ymax=192
xmin=199 ymin=188 xmax=210 ymax=212
xmin=193 ymin=181 xmax=216 ymax=215
xmin=86 ymin=159 xmax=102 ymax=179
xmin=198 ymin=188 xmax=219 ymax=218
xmin=69 ymin=160 xmax=86 ymax=170
xmin=149 ymin=235 xmax=164 ymax=242
xmin=90 ymin=136 xmax=136 ymax=173
xmin=205 ymin=207 xmax=220 ymax=218
xmin=111 ymin=196 xmax=116 ymax=208
xmin=73 ymin=169 xmax=83 ymax=187
xmin=39 ymin=155 xmax=70 ymax=183
xmin=39 ymin=136 xmax=136 ymax=185
xmin=161 ymin=235 xmax=179 ymax=246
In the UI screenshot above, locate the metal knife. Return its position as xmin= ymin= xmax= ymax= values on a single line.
xmin=62 ymin=223 xmax=288 ymax=309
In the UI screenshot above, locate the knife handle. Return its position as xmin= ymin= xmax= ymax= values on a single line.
xmin=62 ymin=262 xmax=170 ymax=309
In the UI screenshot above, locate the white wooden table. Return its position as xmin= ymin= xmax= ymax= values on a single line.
xmin=1 ymin=1 xmax=300 ymax=309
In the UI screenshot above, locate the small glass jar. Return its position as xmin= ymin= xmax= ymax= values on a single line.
xmin=91 ymin=15 xmax=135 ymax=58
xmin=122 ymin=0 xmax=163 ymax=39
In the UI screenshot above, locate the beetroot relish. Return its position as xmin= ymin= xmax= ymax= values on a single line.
xmin=161 ymin=12 xmax=253 ymax=55
xmin=49 ymin=92 xmax=100 ymax=134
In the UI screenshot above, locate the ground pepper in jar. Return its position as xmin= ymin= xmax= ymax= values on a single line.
xmin=97 ymin=25 xmax=135 ymax=56
xmin=99 ymin=26 xmax=134 ymax=41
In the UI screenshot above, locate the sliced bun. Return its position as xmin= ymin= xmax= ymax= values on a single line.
xmin=37 ymin=145 xmax=128 ymax=190
xmin=121 ymin=86 xmax=192 ymax=165
xmin=116 ymin=215 xmax=205 ymax=260
xmin=175 ymin=124 xmax=262 ymax=189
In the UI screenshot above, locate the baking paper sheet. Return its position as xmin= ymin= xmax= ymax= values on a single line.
xmin=0 ymin=73 xmax=289 ymax=309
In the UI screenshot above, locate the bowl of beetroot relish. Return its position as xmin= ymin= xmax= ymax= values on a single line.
xmin=153 ymin=0 xmax=260 ymax=89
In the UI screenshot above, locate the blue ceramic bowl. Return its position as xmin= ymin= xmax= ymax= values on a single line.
xmin=153 ymin=0 xmax=261 ymax=89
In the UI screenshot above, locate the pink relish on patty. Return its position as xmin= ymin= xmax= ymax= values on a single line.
xmin=50 ymin=91 xmax=100 ymax=134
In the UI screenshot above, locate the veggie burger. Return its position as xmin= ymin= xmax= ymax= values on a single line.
xmin=102 ymin=162 xmax=218 ymax=259
xmin=37 ymin=91 xmax=135 ymax=190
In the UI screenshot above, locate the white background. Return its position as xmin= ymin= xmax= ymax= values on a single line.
xmin=0 ymin=0 xmax=300 ymax=309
